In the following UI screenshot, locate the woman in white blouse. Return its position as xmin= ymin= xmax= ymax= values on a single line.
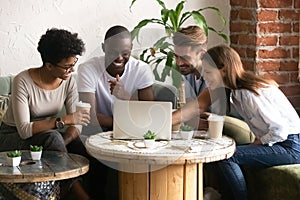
xmin=173 ymin=45 xmax=300 ymax=200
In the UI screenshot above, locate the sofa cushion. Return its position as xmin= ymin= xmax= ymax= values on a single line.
xmin=245 ymin=164 xmax=300 ymax=200
xmin=0 ymin=95 xmax=10 ymax=122
xmin=223 ymin=116 xmax=255 ymax=145
xmin=0 ymin=76 xmax=12 ymax=95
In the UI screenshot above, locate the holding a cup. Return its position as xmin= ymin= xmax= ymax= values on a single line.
xmin=207 ymin=114 xmax=224 ymax=139
xmin=75 ymin=101 xmax=91 ymax=126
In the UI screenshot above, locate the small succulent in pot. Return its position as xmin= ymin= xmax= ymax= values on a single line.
xmin=180 ymin=124 xmax=193 ymax=131
xmin=180 ymin=124 xmax=194 ymax=140
xmin=7 ymin=150 xmax=22 ymax=167
xmin=143 ymin=130 xmax=156 ymax=148
xmin=30 ymin=145 xmax=43 ymax=152
xmin=143 ymin=130 xmax=156 ymax=140
xmin=7 ymin=150 xmax=22 ymax=158
xmin=30 ymin=145 xmax=43 ymax=161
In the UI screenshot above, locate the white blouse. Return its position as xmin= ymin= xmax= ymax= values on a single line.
xmin=230 ymin=85 xmax=300 ymax=145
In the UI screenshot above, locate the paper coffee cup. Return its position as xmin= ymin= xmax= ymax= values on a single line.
xmin=207 ymin=114 xmax=224 ymax=139
xmin=172 ymin=109 xmax=180 ymax=132
xmin=76 ymin=101 xmax=91 ymax=113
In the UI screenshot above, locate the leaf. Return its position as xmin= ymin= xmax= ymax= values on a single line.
xmin=156 ymin=0 xmax=166 ymax=9
xmin=208 ymin=27 xmax=229 ymax=42
xmin=191 ymin=11 xmax=208 ymax=35
xmin=178 ymin=11 xmax=192 ymax=26
xmin=198 ymin=6 xmax=227 ymax=26
xmin=161 ymin=9 xmax=169 ymax=24
xmin=168 ymin=9 xmax=179 ymax=31
xmin=175 ymin=1 xmax=184 ymax=17
xmin=131 ymin=19 xmax=163 ymax=42
xmin=129 ymin=0 xmax=137 ymax=11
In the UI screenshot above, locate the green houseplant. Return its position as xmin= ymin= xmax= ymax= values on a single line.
xmin=30 ymin=145 xmax=43 ymax=152
xmin=143 ymin=130 xmax=156 ymax=147
xmin=7 ymin=150 xmax=22 ymax=166
xmin=180 ymin=124 xmax=194 ymax=140
xmin=30 ymin=145 xmax=43 ymax=160
xmin=130 ymin=0 xmax=228 ymax=87
xmin=180 ymin=124 xmax=193 ymax=131
xmin=143 ymin=130 xmax=157 ymax=140
xmin=7 ymin=150 xmax=22 ymax=158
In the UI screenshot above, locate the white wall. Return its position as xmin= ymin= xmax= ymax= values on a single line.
xmin=0 ymin=0 xmax=229 ymax=76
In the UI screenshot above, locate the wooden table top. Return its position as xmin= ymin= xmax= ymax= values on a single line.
xmin=0 ymin=151 xmax=89 ymax=183
xmin=86 ymin=131 xmax=235 ymax=166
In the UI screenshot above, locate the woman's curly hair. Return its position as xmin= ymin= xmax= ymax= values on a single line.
xmin=37 ymin=28 xmax=85 ymax=65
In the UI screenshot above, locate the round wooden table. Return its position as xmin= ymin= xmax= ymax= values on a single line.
xmin=0 ymin=151 xmax=89 ymax=199
xmin=0 ymin=151 xmax=89 ymax=183
xmin=86 ymin=131 xmax=235 ymax=200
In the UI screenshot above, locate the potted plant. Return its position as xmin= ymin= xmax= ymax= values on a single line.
xmin=130 ymin=0 xmax=228 ymax=87
xmin=143 ymin=130 xmax=157 ymax=147
xmin=180 ymin=124 xmax=194 ymax=140
xmin=30 ymin=145 xmax=43 ymax=160
xmin=7 ymin=150 xmax=22 ymax=166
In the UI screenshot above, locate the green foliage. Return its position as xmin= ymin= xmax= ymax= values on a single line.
xmin=30 ymin=145 xmax=43 ymax=152
xmin=130 ymin=0 xmax=228 ymax=87
xmin=7 ymin=150 xmax=21 ymax=158
xmin=180 ymin=124 xmax=193 ymax=131
xmin=143 ymin=130 xmax=156 ymax=139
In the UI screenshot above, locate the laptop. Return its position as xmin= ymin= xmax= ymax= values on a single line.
xmin=113 ymin=99 xmax=172 ymax=140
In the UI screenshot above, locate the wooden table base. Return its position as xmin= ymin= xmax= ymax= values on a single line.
xmin=119 ymin=163 xmax=203 ymax=200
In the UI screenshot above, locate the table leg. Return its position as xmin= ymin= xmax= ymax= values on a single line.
xmin=118 ymin=163 xmax=203 ymax=200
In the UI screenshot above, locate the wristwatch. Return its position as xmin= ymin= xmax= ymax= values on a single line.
xmin=55 ymin=117 xmax=65 ymax=129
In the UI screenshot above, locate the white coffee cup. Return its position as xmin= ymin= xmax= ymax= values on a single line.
xmin=76 ymin=101 xmax=91 ymax=113
xmin=172 ymin=109 xmax=180 ymax=132
xmin=207 ymin=114 xmax=224 ymax=139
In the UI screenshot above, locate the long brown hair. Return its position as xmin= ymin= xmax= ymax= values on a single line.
xmin=204 ymin=45 xmax=277 ymax=95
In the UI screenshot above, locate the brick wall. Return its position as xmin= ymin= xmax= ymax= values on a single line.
xmin=230 ymin=0 xmax=300 ymax=115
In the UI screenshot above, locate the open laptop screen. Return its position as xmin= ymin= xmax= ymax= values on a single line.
xmin=113 ymin=99 xmax=172 ymax=140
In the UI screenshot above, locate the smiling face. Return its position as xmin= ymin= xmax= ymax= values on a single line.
xmin=103 ymin=37 xmax=132 ymax=77
xmin=174 ymin=45 xmax=204 ymax=76
xmin=202 ymin=58 xmax=225 ymax=90
xmin=49 ymin=56 xmax=78 ymax=80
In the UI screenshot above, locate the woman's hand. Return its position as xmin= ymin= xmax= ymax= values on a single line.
xmin=253 ymin=138 xmax=262 ymax=145
xmin=72 ymin=110 xmax=90 ymax=126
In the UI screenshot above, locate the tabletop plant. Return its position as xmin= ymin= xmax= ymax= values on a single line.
xmin=30 ymin=145 xmax=43 ymax=160
xmin=180 ymin=124 xmax=193 ymax=132
xmin=143 ymin=130 xmax=157 ymax=140
xmin=7 ymin=150 xmax=22 ymax=158
xmin=7 ymin=150 xmax=22 ymax=166
xmin=130 ymin=0 xmax=228 ymax=87
xmin=30 ymin=145 xmax=43 ymax=152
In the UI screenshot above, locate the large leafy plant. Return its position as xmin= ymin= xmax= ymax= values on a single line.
xmin=130 ymin=0 xmax=228 ymax=87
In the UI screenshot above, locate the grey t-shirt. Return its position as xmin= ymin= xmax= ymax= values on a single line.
xmin=3 ymin=70 xmax=78 ymax=139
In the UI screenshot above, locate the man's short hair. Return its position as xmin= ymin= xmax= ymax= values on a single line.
xmin=173 ymin=26 xmax=207 ymax=50
xmin=104 ymin=25 xmax=131 ymax=41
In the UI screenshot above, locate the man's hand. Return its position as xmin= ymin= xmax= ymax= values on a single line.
xmin=108 ymin=74 xmax=130 ymax=100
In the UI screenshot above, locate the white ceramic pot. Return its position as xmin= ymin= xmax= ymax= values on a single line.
xmin=30 ymin=151 xmax=42 ymax=160
xmin=7 ymin=156 xmax=21 ymax=167
xmin=180 ymin=130 xmax=194 ymax=140
xmin=144 ymin=139 xmax=156 ymax=148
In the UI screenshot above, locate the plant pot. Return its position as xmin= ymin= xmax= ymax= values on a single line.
xmin=180 ymin=130 xmax=194 ymax=140
xmin=30 ymin=151 xmax=42 ymax=160
xmin=144 ymin=139 xmax=156 ymax=148
xmin=7 ymin=156 xmax=21 ymax=167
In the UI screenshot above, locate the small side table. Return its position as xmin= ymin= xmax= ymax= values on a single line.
xmin=0 ymin=151 xmax=89 ymax=199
